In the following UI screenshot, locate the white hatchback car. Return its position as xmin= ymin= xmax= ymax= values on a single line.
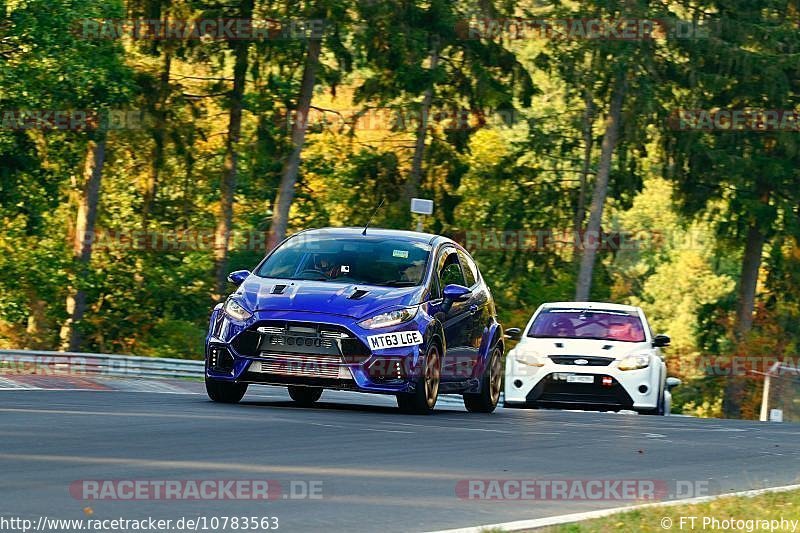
xmin=504 ymin=302 xmax=680 ymax=415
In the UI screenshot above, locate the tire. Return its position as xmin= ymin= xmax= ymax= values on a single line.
xmin=464 ymin=345 xmax=503 ymax=413
xmin=396 ymin=343 xmax=441 ymax=414
xmin=205 ymin=377 xmax=247 ymax=403
xmin=288 ymin=386 xmax=323 ymax=407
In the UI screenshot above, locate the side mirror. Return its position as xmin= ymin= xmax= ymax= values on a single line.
xmin=666 ymin=377 xmax=682 ymax=391
xmin=653 ymin=334 xmax=671 ymax=348
xmin=442 ymin=284 xmax=471 ymax=302
xmin=227 ymin=269 xmax=251 ymax=286
xmin=505 ymin=327 xmax=522 ymax=341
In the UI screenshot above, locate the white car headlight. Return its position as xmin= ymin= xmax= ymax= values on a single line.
xmin=358 ymin=306 xmax=419 ymax=329
xmin=618 ymin=354 xmax=650 ymax=371
xmin=224 ymin=298 xmax=252 ymax=321
xmin=513 ymin=349 xmax=545 ymax=367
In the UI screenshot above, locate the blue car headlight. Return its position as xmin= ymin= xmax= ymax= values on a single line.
xmin=358 ymin=306 xmax=420 ymax=330
xmin=223 ymin=298 xmax=252 ymax=321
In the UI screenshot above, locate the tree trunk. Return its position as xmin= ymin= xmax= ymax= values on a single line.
xmin=213 ymin=0 xmax=253 ymax=296
xmin=574 ymin=88 xmax=596 ymax=238
xmin=723 ymin=221 xmax=767 ymax=418
xmin=182 ymin=138 xmax=195 ymax=228
xmin=59 ymin=137 xmax=106 ymax=351
xmin=403 ymin=40 xmax=440 ymax=206
xmin=734 ymin=222 xmax=766 ymax=337
xmin=266 ymin=36 xmax=322 ymax=251
xmin=575 ymin=75 xmax=626 ymax=301
xmin=142 ymin=50 xmax=171 ymax=229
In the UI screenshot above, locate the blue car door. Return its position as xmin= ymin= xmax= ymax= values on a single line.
xmin=457 ymin=249 xmax=487 ymax=376
xmin=435 ymin=247 xmax=473 ymax=382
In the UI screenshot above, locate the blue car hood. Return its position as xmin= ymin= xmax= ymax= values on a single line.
xmin=235 ymin=277 xmax=423 ymax=319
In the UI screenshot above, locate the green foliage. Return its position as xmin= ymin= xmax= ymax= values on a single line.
xmin=0 ymin=0 xmax=798 ymax=420
xmin=137 ymin=317 xmax=208 ymax=359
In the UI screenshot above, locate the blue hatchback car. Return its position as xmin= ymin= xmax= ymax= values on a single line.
xmin=205 ymin=227 xmax=505 ymax=413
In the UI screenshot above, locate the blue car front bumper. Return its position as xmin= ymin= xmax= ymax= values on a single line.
xmin=205 ymin=307 xmax=433 ymax=394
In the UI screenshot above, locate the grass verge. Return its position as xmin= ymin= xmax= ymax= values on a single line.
xmin=547 ymin=489 xmax=800 ymax=532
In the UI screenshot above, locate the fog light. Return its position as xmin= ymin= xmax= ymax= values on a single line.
xmin=208 ymin=346 xmax=234 ymax=372
xmin=638 ymin=384 xmax=649 ymax=393
xmin=513 ymin=380 xmax=523 ymax=388
xmin=367 ymin=358 xmax=406 ymax=382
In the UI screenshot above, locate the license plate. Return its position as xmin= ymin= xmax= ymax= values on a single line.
xmin=259 ymin=334 xmax=339 ymax=355
xmin=366 ymin=331 xmax=423 ymax=350
xmin=566 ymin=374 xmax=594 ymax=384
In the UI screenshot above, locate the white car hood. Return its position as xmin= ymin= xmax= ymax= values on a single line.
xmin=513 ymin=337 xmax=653 ymax=360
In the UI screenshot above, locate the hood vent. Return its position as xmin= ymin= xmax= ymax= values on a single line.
xmin=348 ymin=289 xmax=369 ymax=300
xmin=271 ymin=284 xmax=288 ymax=295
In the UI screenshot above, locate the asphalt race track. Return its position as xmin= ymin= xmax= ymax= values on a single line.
xmin=1 ymin=382 xmax=799 ymax=532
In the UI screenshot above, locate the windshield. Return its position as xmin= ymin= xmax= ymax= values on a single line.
xmin=255 ymin=235 xmax=432 ymax=287
xmin=528 ymin=308 xmax=646 ymax=343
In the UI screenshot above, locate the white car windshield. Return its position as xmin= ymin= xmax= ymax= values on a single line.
xmin=528 ymin=308 xmax=646 ymax=343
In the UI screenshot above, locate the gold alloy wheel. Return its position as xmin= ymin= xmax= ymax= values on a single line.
xmin=425 ymin=345 xmax=441 ymax=408
xmin=489 ymin=347 xmax=502 ymax=406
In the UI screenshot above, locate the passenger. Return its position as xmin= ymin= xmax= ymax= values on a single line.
xmin=608 ymin=322 xmax=640 ymax=341
xmin=400 ymin=260 xmax=425 ymax=283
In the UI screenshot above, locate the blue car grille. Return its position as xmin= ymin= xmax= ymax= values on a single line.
xmin=232 ymin=321 xmax=371 ymax=364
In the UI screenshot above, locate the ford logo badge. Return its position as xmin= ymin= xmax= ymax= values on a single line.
xmin=574 ymin=358 xmax=589 ymax=365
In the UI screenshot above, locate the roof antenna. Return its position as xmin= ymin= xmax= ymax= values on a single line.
xmin=362 ymin=198 xmax=385 ymax=235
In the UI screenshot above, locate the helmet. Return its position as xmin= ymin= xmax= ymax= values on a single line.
xmin=552 ymin=318 xmax=575 ymax=335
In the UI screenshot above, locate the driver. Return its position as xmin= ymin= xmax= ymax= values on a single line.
xmin=551 ymin=318 xmax=575 ymax=337
xmin=314 ymin=255 xmax=338 ymax=278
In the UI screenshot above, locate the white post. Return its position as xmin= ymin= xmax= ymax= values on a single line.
xmin=759 ymin=361 xmax=782 ymax=422
xmin=759 ymin=374 xmax=771 ymax=422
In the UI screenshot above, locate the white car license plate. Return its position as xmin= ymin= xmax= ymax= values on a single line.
xmin=566 ymin=374 xmax=594 ymax=384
